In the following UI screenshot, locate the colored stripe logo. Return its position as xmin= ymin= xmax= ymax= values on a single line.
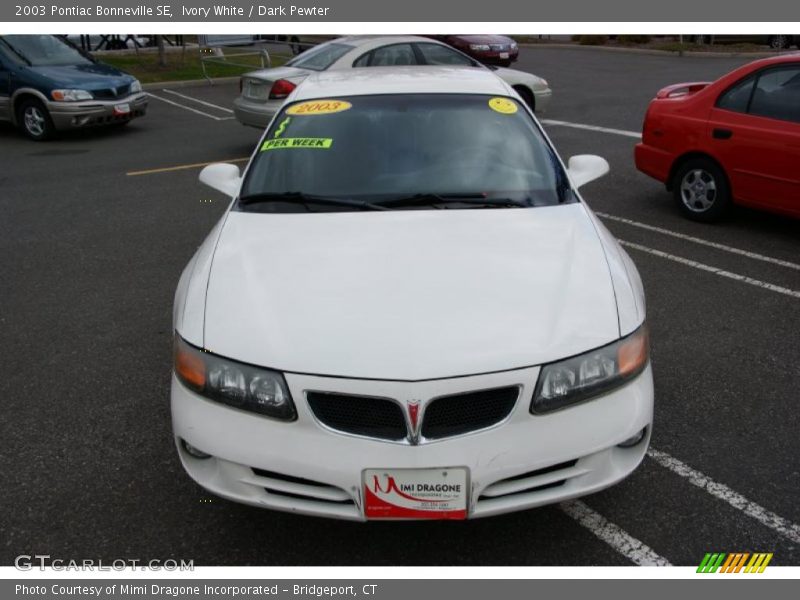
xmin=697 ymin=552 xmax=773 ymax=573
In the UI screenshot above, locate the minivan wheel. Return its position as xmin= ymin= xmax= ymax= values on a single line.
xmin=18 ymin=99 xmax=55 ymax=141
xmin=673 ymin=158 xmax=732 ymax=222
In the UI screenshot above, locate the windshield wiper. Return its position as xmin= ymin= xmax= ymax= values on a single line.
xmin=378 ymin=193 xmax=530 ymax=209
xmin=238 ymin=192 xmax=390 ymax=211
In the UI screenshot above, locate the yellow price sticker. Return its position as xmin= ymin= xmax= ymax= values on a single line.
xmin=261 ymin=138 xmax=334 ymax=151
xmin=488 ymin=97 xmax=518 ymax=114
xmin=286 ymin=100 xmax=352 ymax=116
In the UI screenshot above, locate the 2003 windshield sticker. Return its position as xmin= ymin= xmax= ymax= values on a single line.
xmin=261 ymin=138 xmax=334 ymax=151
xmin=286 ymin=99 xmax=352 ymax=115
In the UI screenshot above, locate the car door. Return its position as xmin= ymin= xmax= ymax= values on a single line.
xmin=707 ymin=63 xmax=800 ymax=214
xmin=0 ymin=47 xmax=12 ymax=121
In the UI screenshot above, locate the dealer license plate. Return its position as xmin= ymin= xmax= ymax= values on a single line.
xmin=363 ymin=467 xmax=468 ymax=519
xmin=499 ymin=52 xmax=510 ymax=59
xmin=113 ymin=103 xmax=131 ymax=116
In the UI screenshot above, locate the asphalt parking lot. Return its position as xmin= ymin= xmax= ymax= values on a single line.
xmin=1 ymin=46 xmax=798 ymax=567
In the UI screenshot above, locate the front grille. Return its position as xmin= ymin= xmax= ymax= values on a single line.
xmin=306 ymin=392 xmax=406 ymax=441
xmin=250 ymin=467 xmax=354 ymax=505
xmin=421 ymin=386 xmax=519 ymax=440
xmin=490 ymin=44 xmax=510 ymax=51
xmin=92 ymin=84 xmax=131 ymax=99
xmin=479 ymin=459 xmax=580 ymax=500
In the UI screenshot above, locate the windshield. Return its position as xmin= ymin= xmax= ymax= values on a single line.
xmin=239 ymin=94 xmax=569 ymax=212
xmin=285 ymin=43 xmax=353 ymax=71
xmin=0 ymin=35 xmax=91 ymax=67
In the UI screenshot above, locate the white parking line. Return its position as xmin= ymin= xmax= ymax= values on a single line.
xmin=619 ymin=240 xmax=800 ymax=299
xmin=146 ymin=92 xmax=234 ymax=121
xmin=560 ymin=501 xmax=672 ymax=566
xmin=161 ymin=88 xmax=235 ymax=113
xmin=648 ymin=449 xmax=800 ymax=544
xmin=540 ymin=119 xmax=642 ymax=139
xmin=599 ymin=213 xmax=800 ymax=271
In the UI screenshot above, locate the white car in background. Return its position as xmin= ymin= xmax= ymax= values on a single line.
xmin=233 ymin=35 xmax=552 ymax=128
xmin=175 ymin=67 xmax=652 ymax=521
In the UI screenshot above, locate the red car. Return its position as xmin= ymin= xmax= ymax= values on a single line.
xmin=427 ymin=35 xmax=518 ymax=66
xmin=635 ymin=55 xmax=800 ymax=221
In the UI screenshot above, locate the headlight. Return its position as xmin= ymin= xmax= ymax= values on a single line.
xmin=51 ymin=89 xmax=93 ymax=102
xmin=469 ymin=44 xmax=491 ymax=51
xmin=510 ymin=42 xmax=519 ymax=49
xmin=531 ymin=325 xmax=649 ymax=414
xmin=174 ymin=335 xmax=297 ymax=421
xmin=129 ymin=79 xmax=142 ymax=93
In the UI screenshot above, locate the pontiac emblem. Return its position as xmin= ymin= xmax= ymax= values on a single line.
xmin=407 ymin=400 xmax=421 ymax=444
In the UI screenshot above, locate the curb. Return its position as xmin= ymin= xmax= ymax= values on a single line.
xmin=143 ymin=76 xmax=241 ymax=90
xmin=518 ymin=42 xmax=781 ymax=59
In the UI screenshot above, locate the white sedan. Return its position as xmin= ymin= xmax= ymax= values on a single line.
xmin=174 ymin=66 xmax=652 ymax=520
xmin=233 ymin=35 xmax=552 ymax=128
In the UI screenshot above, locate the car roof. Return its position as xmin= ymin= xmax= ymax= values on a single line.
xmin=331 ymin=35 xmax=441 ymax=50
xmin=293 ymin=66 xmax=513 ymax=99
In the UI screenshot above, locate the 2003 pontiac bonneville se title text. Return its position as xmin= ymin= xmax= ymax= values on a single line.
xmin=13 ymin=4 xmax=332 ymax=17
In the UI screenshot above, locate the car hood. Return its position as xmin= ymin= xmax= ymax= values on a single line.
xmin=203 ymin=203 xmax=620 ymax=380
xmin=27 ymin=62 xmax=132 ymax=90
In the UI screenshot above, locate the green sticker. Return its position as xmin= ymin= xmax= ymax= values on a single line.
xmin=261 ymin=137 xmax=333 ymax=151
xmin=273 ymin=117 xmax=291 ymax=139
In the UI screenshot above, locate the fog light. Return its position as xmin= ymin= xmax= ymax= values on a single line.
xmin=182 ymin=439 xmax=211 ymax=459
xmin=617 ymin=427 xmax=647 ymax=448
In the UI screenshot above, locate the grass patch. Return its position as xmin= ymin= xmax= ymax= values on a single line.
xmin=98 ymin=48 xmax=289 ymax=84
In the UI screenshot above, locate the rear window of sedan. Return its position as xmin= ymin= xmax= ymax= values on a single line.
xmin=285 ymin=43 xmax=353 ymax=71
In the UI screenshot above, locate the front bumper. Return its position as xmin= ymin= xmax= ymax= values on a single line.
xmin=634 ymin=142 xmax=674 ymax=185
xmin=233 ymin=95 xmax=281 ymax=129
xmin=476 ymin=50 xmax=519 ymax=64
xmin=46 ymin=93 xmax=148 ymax=130
xmin=171 ymin=363 xmax=653 ymax=521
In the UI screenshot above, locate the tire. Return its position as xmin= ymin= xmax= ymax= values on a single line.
xmin=17 ymin=98 xmax=55 ymax=141
xmin=499 ymin=59 xmax=512 ymax=67
xmin=672 ymin=157 xmax=732 ymax=222
xmin=514 ymin=87 xmax=536 ymax=112
xmin=768 ymin=35 xmax=790 ymax=49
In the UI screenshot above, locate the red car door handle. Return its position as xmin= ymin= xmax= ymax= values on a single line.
xmin=712 ymin=128 xmax=733 ymax=140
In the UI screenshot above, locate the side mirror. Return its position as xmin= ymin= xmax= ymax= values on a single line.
xmin=199 ymin=163 xmax=242 ymax=198
xmin=567 ymin=155 xmax=610 ymax=189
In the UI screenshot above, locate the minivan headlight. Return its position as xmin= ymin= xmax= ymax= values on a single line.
xmin=51 ymin=89 xmax=93 ymax=102
xmin=130 ymin=79 xmax=142 ymax=93
xmin=531 ymin=324 xmax=649 ymax=414
xmin=174 ymin=335 xmax=296 ymax=421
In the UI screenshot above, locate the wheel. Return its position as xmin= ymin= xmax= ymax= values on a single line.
xmin=672 ymin=158 xmax=731 ymax=222
xmin=499 ymin=59 xmax=512 ymax=67
xmin=513 ymin=87 xmax=536 ymax=112
xmin=768 ymin=35 xmax=790 ymax=49
xmin=17 ymin=98 xmax=55 ymax=141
